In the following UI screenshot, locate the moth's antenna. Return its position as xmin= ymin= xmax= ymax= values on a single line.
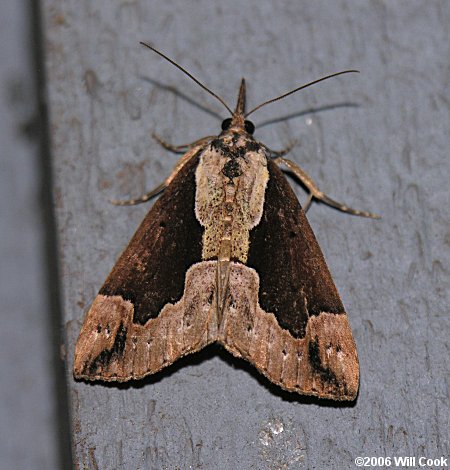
xmin=140 ymin=42 xmax=233 ymax=115
xmin=245 ymin=70 xmax=359 ymax=118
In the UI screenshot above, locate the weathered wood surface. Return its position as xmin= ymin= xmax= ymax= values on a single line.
xmin=1 ymin=2 xmax=70 ymax=469
xmin=43 ymin=1 xmax=449 ymax=468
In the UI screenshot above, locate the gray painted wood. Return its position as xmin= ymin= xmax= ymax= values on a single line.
xmin=0 ymin=1 xmax=68 ymax=468
xmin=43 ymin=1 xmax=449 ymax=468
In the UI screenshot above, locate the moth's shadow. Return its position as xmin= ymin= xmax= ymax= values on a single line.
xmin=141 ymin=76 xmax=359 ymax=129
xmin=85 ymin=344 xmax=357 ymax=408
xmin=141 ymin=77 xmax=223 ymax=120
xmin=257 ymin=102 xmax=360 ymax=128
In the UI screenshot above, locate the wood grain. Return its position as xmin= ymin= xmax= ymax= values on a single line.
xmin=43 ymin=1 xmax=449 ymax=468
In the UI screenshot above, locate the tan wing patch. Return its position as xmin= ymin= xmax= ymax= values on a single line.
xmin=74 ymin=261 xmax=218 ymax=381
xmin=218 ymin=263 xmax=359 ymax=400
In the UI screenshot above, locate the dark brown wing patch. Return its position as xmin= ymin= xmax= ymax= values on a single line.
xmin=99 ymin=150 xmax=203 ymax=324
xmin=248 ymin=159 xmax=345 ymax=339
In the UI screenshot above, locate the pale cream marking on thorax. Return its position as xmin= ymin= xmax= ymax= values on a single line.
xmin=195 ymin=134 xmax=269 ymax=263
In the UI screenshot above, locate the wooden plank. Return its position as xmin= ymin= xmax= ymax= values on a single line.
xmin=42 ymin=1 xmax=449 ymax=468
xmin=0 ymin=2 xmax=69 ymax=469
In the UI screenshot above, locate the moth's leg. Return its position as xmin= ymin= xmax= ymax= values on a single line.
xmin=152 ymin=133 xmax=215 ymax=154
xmin=303 ymin=193 xmax=313 ymax=213
xmin=111 ymin=146 xmax=203 ymax=206
xmin=110 ymin=182 xmax=167 ymax=206
xmin=274 ymin=157 xmax=380 ymax=219
xmin=263 ymin=140 xmax=298 ymax=158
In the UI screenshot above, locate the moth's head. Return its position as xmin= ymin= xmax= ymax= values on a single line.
xmin=220 ymin=78 xmax=255 ymax=136
xmin=221 ymin=117 xmax=255 ymax=135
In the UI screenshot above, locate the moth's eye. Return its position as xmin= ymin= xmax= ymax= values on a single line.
xmin=221 ymin=118 xmax=232 ymax=131
xmin=244 ymin=120 xmax=255 ymax=135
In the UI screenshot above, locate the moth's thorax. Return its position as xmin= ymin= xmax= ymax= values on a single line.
xmin=195 ymin=132 xmax=269 ymax=264
xmin=218 ymin=128 xmax=258 ymax=152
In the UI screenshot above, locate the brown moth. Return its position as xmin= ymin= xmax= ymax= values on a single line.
xmin=74 ymin=43 xmax=379 ymax=400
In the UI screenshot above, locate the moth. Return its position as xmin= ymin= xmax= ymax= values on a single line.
xmin=74 ymin=43 xmax=379 ymax=400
